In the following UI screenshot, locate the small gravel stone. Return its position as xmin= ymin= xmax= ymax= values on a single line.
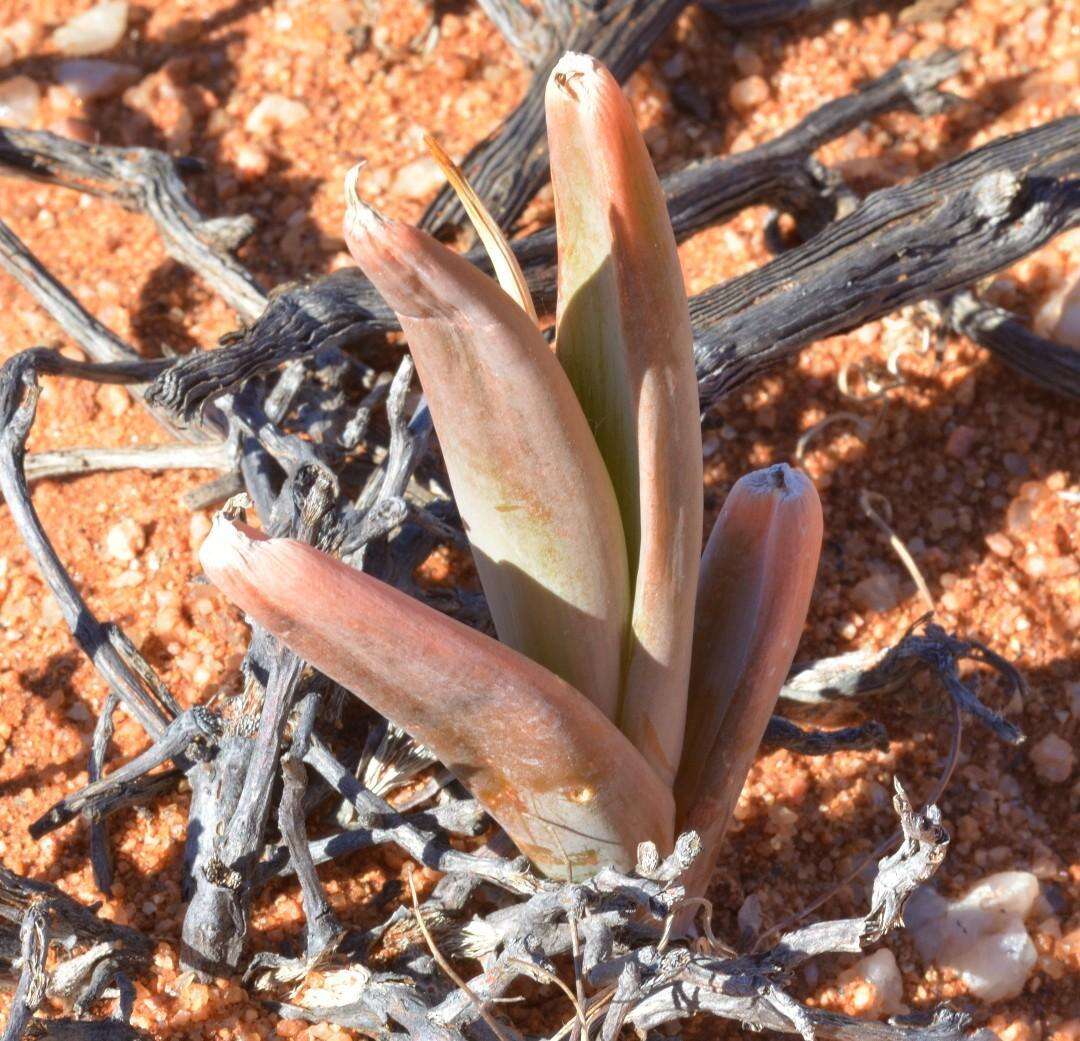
xmin=661 ymin=52 xmax=686 ymax=78
xmin=152 ymin=592 xmax=181 ymax=638
xmin=1003 ymin=452 xmax=1030 ymax=477
xmin=55 ymin=59 xmax=140 ymax=101
xmin=104 ymin=517 xmax=145 ymax=563
xmin=732 ymin=41 xmax=764 ymax=76
xmin=928 ymin=506 xmax=954 ymax=532
xmin=945 ymin=424 xmax=977 ymax=459
xmin=728 ymin=75 xmax=769 ymax=114
xmin=51 ymin=1 xmax=129 ymax=57
xmin=188 ymin=512 xmax=212 ymax=549
xmin=234 ymin=143 xmax=269 ymax=181
xmin=392 ymin=155 xmax=443 ymax=200
xmin=95 ymin=383 xmax=129 ymax=417
xmin=325 ymin=3 xmax=354 ymax=33
xmin=244 ymin=94 xmax=309 ymax=136
xmin=1028 ymin=733 xmax=1074 ymax=784
xmin=2 ymin=18 xmax=44 ymax=56
xmin=851 ymin=571 xmax=902 ymax=612
xmin=838 ymin=948 xmax=906 ymax=1016
xmin=985 ymin=532 xmax=1013 ymax=557
xmin=1034 ymin=271 xmax=1080 ymax=348
xmin=1050 ymin=1020 xmax=1080 ymax=1041
xmin=48 ymin=116 xmax=97 ymax=142
xmin=0 ymin=75 xmax=40 ymax=126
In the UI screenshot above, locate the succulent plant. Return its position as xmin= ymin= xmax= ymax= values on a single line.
xmin=200 ymin=53 xmax=823 ymax=887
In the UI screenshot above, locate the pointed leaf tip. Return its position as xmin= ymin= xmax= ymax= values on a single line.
xmin=550 ymin=52 xmax=606 ymax=104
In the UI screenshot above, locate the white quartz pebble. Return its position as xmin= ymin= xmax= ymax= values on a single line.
xmin=904 ymin=872 xmax=1039 ymax=1001
xmin=51 ymin=1 xmax=128 ymax=56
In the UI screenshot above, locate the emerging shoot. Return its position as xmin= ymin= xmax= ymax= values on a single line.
xmin=203 ymin=55 xmax=825 ymax=888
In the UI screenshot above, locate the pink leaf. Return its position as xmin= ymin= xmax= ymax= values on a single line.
xmin=200 ymin=518 xmax=673 ymax=878
xmin=675 ymin=464 xmax=822 ymax=895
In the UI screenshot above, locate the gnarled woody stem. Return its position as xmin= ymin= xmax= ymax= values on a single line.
xmin=199 ymin=517 xmax=673 ymax=879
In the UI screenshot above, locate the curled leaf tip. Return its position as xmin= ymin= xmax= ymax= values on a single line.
xmin=199 ymin=513 xmax=260 ymax=577
xmin=749 ymin=461 xmax=803 ymax=496
xmin=343 ymin=161 xmax=385 ymax=236
xmin=551 ymin=52 xmax=602 ymax=102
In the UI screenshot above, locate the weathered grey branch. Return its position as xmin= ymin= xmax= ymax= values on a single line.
xmin=1 ymin=904 xmax=48 ymax=1041
xmin=0 ymin=128 xmax=265 ymax=321
xmin=661 ymin=46 xmax=962 ymax=243
xmin=476 ymin=0 xmax=556 ymax=66
xmin=0 ymin=354 xmax=180 ymax=737
xmin=256 ymin=736 xmax=526 ymax=892
xmin=86 ymin=767 xmax=184 ymax=821
xmin=279 ymin=697 xmax=345 ymax=964
xmin=86 ymin=691 xmax=119 ymax=893
xmin=0 ymin=870 xmax=151 ymax=1041
xmin=781 ymin=644 xmax=918 ymax=704
xmin=0 ymin=220 xmax=151 ymax=367
xmin=422 ymin=0 xmax=691 ymax=237
xmin=278 ymin=751 xmax=345 ymax=963
xmin=780 ymin=619 xmax=1025 ymax=745
xmin=30 ymin=708 xmax=218 ymax=838
xmin=942 ymin=290 xmax=1080 ymax=400
xmin=0 ymin=217 xmax=213 ymax=441
xmin=28 ymin=1019 xmax=147 ymax=1041
xmin=702 ymin=0 xmax=855 ymax=28
xmin=184 ymin=651 xmax=305 ymax=972
xmin=25 ymin=441 xmax=234 ymax=483
xmin=142 ymin=55 xmax=1073 ymax=423
xmin=763 ymin=716 xmax=888 ymax=755
xmin=693 ymin=116 xmax=1080 ymax=403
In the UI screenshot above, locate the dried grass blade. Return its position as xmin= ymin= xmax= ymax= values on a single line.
xmin=423 ymin=132 xmax=537 ymax=322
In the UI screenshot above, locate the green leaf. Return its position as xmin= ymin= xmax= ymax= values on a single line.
xmin=546 ymin=53 xmax=703 ymax=784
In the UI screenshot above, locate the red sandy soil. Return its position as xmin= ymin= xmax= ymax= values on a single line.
xmin=0 ymin=1 xmax=1076 ymax=1039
